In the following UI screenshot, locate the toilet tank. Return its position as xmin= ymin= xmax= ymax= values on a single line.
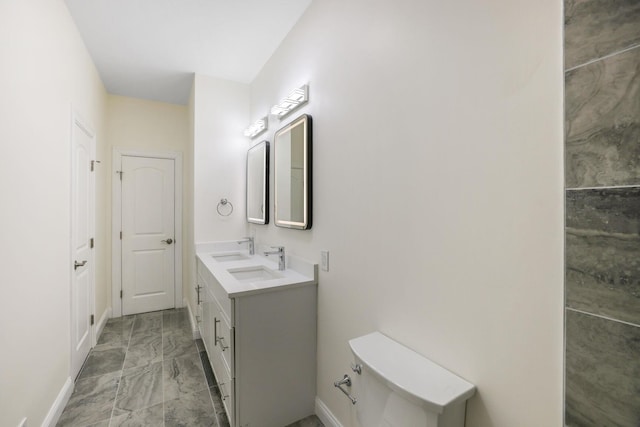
xmin=348 ymin=332 xmax=476 ymax=427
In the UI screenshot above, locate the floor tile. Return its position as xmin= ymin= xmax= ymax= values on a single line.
xmin=131 ymin=312 xmax=162 ymax=334
xmin=123 ymin=335 xmax=162 ymax=369
xmin=84 ymin=420 xmax=110 ymax=427
xmin=163 ymin=308 xmax=191 ymax=333
xmin=129 ymin=327 xmax=162 ymax=347
xmin=114 ymin=362 xmax=163 ymax=413
xmin=110 ymin=402 xmax=163 ymax=426
xmin=56 ymin=371 xmax=120 ymax=427
xmin=164 ymin=389 xmax=217 ymax=427
xmin=78 ymin=347 xmax=126 ymax=380
xmin=163 ymin=331 xmax=197 ymax=360
xmin=96 ymin=319 xmax=133 ymax=349
xmin=164 ymin=352 xmax=208 ymax=401
xmin=285 ymin=415 xmax=325 ymax=427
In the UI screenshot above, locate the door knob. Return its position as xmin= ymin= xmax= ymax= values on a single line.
xmin=161 ymin=238 xmax=173 ymax=244
xmin=74 ymin=260 xmax=87 ymax=270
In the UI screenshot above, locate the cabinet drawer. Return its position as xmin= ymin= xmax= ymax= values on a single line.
xmin=197 ymin=258 xmax=232 ymax=319
xmin=210 ymin=274 xmax=232 ymax=320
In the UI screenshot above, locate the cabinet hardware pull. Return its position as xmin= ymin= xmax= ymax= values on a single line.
xmin=214 ymin=317 xmax=219 ymax=347
xmin=218 ymin=337 xmax=229 ymax=351
xmin=219 ymin=382 xmax=229 ymax=400
xmin=195 ymin=284 xmax=201 ymax=304
xmin=214 ymin=317 xmax=229 ymax=350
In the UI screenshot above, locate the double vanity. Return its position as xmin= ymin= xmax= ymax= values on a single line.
xmin=195 ymin=240 xmax=318 ymax=427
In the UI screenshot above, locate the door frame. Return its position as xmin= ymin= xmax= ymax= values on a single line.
xmin=70 ymin=109 xmax=96 ymax=375
xmin=111 ymin=148 xmax=183 ymax=318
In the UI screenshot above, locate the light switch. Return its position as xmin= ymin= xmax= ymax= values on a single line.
xmin=321 ymin=251 xmax=329 ymax=272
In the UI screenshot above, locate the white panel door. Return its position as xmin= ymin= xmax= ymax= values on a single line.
xmin=71 ymin=117 xmax=94 ymax=379
xmin=122 ymin=156 xmax=175 ymax=315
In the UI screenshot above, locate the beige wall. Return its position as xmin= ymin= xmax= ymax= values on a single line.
xmin=105 ymin=95 xmax=191 ymax=309
xmin=0 ymin=1 xmax=107 ymax=425
xmin=248 ymin=0 xmax=564 ymax=426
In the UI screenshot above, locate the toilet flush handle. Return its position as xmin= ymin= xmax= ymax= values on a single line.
xmin=334 ymin=374 xmax=357 ymax=405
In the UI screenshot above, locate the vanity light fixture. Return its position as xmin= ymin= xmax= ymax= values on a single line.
xmin=244 ymin=116 xmax=268 ymax=139
xmin=270 ymin=84 xmax=308 ymax=119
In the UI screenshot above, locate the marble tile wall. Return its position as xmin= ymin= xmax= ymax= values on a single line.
xmin=564 ymin=1 xmax=640 ymax=425
xmin=566 ymin=188 xmax=640 ymax=325
xmin=564 ymin=0 xmax=640 ymax=70
xmin=565 ymin=310 xmax=640 ymax=426
xmin=565 ymin=47 xmax=640 ymax=189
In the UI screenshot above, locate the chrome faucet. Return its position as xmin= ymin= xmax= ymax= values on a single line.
xmin=264 ymin=246 xmax=285 ymax=271
xmin=238 ymin=237 xmax=254 ymax=255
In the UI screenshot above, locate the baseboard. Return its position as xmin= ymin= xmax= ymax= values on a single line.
xmin=41 ymin=377 xmax=73 ymax=427
xmin=184 ymin=298 xmax=201 ymax=340
xmin=95 ymin=307 xmax=111 ymax=345
xmin=316 ymin=397 xmax=343 ymax=427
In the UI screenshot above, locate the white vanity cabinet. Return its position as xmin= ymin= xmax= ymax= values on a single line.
xmin=196 ymin=256 xmax=318 ymax=427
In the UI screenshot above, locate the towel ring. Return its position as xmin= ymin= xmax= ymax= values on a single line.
xmin=217 ymin=198 xmax=233 ymax=216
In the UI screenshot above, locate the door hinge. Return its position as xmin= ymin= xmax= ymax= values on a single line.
xmin=120 ymin=231 xmax=122 ymax=240
xmin=90 ymin=314 xmax=94 ymax=325
xmin=120 ymin=290 xmax=123 ymax=298
xmin=116 ymin=170 xmax=123 ymax=180
xmin=90 ymin=237 xmax=94 ymax=248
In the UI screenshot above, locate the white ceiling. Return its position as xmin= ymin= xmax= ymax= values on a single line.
xmin=64 ymin=0 xmax=312 ymax=105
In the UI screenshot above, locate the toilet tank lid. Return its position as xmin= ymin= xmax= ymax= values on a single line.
xmin=349 ymin=332 xmax=476 ymax=414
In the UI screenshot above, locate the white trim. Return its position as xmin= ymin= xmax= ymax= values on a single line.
xmin=95 ymin=307 xmax=112 ymax=345
xmin=184 ymin=298 xmax=201 ymax=340
xmin=315 ymin=397 xmax=343 ymax=427
xmin=41 ymin=377 xmax=73 ymax=427
xmin=111 ymin=148 xmax=184 ymax=317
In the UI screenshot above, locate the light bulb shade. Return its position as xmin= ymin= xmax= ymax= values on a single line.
xmin=271 ymin=84 xmax=309 ymax=119
xmin=244 ymin=116 xmax=268 ymax=138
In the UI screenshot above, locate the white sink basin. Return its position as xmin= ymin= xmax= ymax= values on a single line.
xmin=227 ymin=266 xmax=282 ymax=282
xmin=211 ymin=252 xmax=249 ymax=262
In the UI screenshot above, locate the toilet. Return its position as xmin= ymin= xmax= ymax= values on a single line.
xmin=348 ymin=332 xmax=476 ymax=427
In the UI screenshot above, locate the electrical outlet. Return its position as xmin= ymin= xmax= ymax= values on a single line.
xmin=321 ymin=250 xmax=329 ymax=272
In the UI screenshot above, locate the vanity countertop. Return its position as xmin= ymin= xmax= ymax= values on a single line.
xmin=195 ymin=241 xmax=318 ymax=298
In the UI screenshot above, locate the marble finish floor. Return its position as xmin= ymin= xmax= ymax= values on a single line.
xmin=57 ymin=308 xmax=323 ymax=427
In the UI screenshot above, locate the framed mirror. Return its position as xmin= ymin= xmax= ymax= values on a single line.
xmin=246 ymin=141 xmax=269 ymax=224
xmin=274 ymin=114 xmax=312 ymax=229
